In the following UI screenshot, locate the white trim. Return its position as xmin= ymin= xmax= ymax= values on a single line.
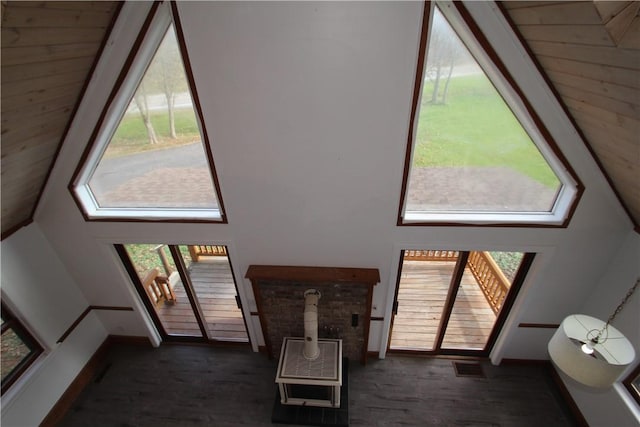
xmin=0 ymin=294 xmax=49 ymax=411
xmin=401 ymin=1 xmax=433 ymax=218
xmin=403 ymin=210 xmax=568 ymax=226
xmin=489 ymin=248 xmax=555 ymax=365
xmin=0 ymin=291 xmax=49 ymax=352
xmin=101 ymin=242 xmax=162 ymax=347
xmin=71 ymin=2 xmax=223 ymax=222
xmin=74 ymin=185 xmax=223 ymax=221
xmin=218 ymin=241 xmax=260 ymax=352
xmin=74 ymin=6 xmax=172 ymax=190
xmin=614 ymin=382 xmax=640 ymax=422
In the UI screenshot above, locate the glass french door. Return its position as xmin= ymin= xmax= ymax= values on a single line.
xmin=388 ymin=249 xmax=533 ymax=355
xmin=116 ymin=244 xmax=249 ymax=343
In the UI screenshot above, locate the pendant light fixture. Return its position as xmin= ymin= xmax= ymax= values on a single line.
xmin=548 ymin=279 xmax=638 ymax=388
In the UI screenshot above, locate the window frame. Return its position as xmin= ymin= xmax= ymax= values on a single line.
xmin=70 ymin=1 xmax=227 ymax=223
xmin=623 ymin=363 xmax=640 ymax=406
xmin=397 ymin=1 xmax=581 ymax=227
xmin=1 ymin=302 xmax=44 ymax=395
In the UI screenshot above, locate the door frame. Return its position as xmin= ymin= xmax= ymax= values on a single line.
xmin=387 ymin=249 xmax=535 ymax=357
xmin=115 ymin=243 xmax=252 ymax=346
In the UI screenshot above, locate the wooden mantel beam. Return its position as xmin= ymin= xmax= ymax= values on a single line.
xmin=245 ymin=265 xmax=380 ymax=285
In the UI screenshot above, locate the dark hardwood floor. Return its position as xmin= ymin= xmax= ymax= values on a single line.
xmin=57 ymin=343 xmax=577 ymax=427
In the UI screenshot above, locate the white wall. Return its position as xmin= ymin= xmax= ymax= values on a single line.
xmin=0 ymin=224 xmax=108 ymax=426
xmin=26 ymin=1 xmax=637 ymax=421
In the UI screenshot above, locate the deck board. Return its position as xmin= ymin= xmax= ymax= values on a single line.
xmin=389 ymin=261 xmax=497 ymax=351
xmin=153 ymin=257 xmax=249 ymax=342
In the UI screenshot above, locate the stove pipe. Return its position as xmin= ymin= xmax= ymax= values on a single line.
xmin=303 ymin=289 xmax=321 ymax=360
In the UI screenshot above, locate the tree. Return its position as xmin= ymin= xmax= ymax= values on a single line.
xmin=133 ymin=80 xmax=159 ymax=145
xmin=130 ymin=28 xmax=191 ymax=145
xmin=440 ymin=48 xmax=457 ymax=105
xmin=424 ymin=9 xmax=464 ymax=105
xmin=153 ymin=29 xmax=188 ymax=139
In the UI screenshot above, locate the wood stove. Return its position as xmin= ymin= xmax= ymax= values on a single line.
xmin=275 ymin=337 xmax=343 ymax=408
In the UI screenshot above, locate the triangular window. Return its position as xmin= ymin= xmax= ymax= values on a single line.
xmin=72 ymin=3 xmax=225 ymax=221
xmin=399 ymin=3 xmax=579 ymax=225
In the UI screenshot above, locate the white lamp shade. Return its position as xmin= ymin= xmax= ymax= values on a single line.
xmin=548 ymin=314 xmax=636 ymax=388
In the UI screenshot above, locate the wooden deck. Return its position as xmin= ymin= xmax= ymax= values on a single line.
xmin=150 ymin=257 xmax=495 ymax=348
xmin=153 ymin=257 xmax=248 ymax=342
xmin=390 ymin=260 xmax=496 ymax=351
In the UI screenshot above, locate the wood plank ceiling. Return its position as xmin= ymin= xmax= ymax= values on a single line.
xmin=502 ymin=1 xmax=640 ymax=228
xmin=1 ymin=1 xmax=119 ymax=237
xmin=0 ymin=1 xmax=638 ymax=238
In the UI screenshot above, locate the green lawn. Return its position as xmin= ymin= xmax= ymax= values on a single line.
xmin=489 ymin=251 xmax=524 ymax=282
xmin=125 ymin=244 xmax=192 ymax=278
xmin=414 ymin=74 xmax=559 ymax=188
xmin=104 ymin=108 xmax=201 ymax=158
xmin=114 ymin=108 xmax=200 ymax=142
